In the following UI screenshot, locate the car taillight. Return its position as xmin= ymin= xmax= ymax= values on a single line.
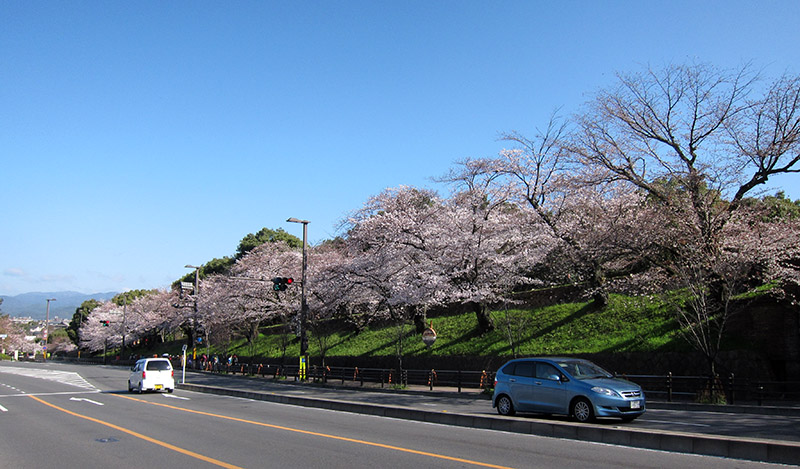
xmin=142 ymin=370 xmax=146 ymax=379
xmin=171 ymin=370 xmax=174 ymax=377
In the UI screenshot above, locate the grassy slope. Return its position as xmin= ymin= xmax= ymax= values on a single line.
xmin=224 ymin=293 xmax=689 ymax=360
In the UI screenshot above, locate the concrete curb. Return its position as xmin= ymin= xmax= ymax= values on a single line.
xmin=178 ymin=382 xmax=800 ymax=465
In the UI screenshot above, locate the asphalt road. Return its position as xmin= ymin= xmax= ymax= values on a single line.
xmin=0 ymin=361 xmax=797 ymax=468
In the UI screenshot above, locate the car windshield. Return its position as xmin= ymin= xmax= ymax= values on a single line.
xmin=557 ymin=360 xmax=612 ymax=379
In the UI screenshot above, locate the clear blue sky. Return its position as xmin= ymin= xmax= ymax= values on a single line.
xmin=2 ymin=1 xmax=799 ymax=296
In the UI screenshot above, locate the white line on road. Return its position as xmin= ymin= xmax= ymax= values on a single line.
xmin=645 ymin=419 xmax=710 ymax=427
xmin=162 ymin=394 xmax=190 ymax=400
xmin=0 ymin=404 xmax=7 ymax=412
xmin=70 ymin=397 xmax=104 ymax=406
xmin=0 ymin=390 xmax=101 ymax=399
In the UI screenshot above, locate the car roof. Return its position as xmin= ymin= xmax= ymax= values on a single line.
xmin=498 ymin=357 xmax=593 ymax=368
xmin=503 ymin=357 xmax=575 ymax=363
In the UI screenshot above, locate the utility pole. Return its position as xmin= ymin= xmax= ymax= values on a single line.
xmin=43 ymin=298 xmax=56 ymax=360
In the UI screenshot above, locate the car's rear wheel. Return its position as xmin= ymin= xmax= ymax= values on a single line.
xmin=167 ymin=388 xmax=174 ymax=393
xmin=571 ymin=397 xmax=594 ymax=422
xmin=137 ymin=382 xmax=143 ymax=394
xmin=496 ymin=395 xmax=515 ymax=416
xmin=127 ymin=380 xmax=133 ymax=392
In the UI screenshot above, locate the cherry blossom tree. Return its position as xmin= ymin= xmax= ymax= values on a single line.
xmin=447 ymin=116 xmax=666 ymax=306
xmin=213 ymin=241 xmax=302 ymax=359
xmin=565 ymin=63 xmax=800 ymax=375
xmin=80 ymin=301 xmax=124 ymax=353
xmin=437 ymin=189 xmax=549 ymax=333
xmin=343 ymin=187 xmax=451 ymax=368
xmin=0 ymin=314 xmax=26 ymax=356
xmin=569 ymin=63 xmax=800 ymax=261
xmin=125 ymin=289 xmax=183 ymax=350
xmin=305 ymin=239 xmax=358 ymax=367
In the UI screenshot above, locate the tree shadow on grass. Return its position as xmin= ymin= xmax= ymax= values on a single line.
xmin=433 ymin=328 xmax=511 ymax=355
xmin=525 ymin=302 xmax=600 ymax=342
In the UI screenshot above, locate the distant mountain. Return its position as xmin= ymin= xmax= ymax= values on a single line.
xmin=0 ymin=291 xmax=118 ymax=320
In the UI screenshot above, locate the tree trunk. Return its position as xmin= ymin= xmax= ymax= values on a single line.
xmin=591 ymin=262 xmax=608 ymax=308
xmin=413 ymin=306 xmax=428 ymax=334
xmin=473 ymin=302 xmax=494 ymax=334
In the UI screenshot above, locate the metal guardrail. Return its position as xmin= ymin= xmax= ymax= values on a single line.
xmin=621 ymin=373 xmax=800 ymax=405
xmin=198 ymin=362 xmax=493 ymax=393
xmin=36 ymin=357 xmax=800 ymax=404
xmin=190 ymin=364 xmax=800 ymax=403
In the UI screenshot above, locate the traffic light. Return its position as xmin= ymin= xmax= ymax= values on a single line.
xmin=272 ymin=277 xmax=294 ymax=291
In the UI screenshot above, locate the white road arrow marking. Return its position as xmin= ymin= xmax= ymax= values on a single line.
xmin=70 ymin=397 xmax=104 ymax=406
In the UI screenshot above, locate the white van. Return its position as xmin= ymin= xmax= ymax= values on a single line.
xmin=128 ymin=357 xmax=175 ymax=393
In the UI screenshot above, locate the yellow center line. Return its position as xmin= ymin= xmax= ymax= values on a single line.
xmin=116 ymin=393 xmax=514 ymax=469
xmin=28 ymin=395 xmax=243 ymax=469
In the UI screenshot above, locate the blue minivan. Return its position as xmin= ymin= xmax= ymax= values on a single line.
xmin=492 ymin=357 xmax=645 ymax=422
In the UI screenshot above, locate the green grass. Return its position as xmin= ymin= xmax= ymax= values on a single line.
xmin=216 ymin=292 xmax=688 ymax=361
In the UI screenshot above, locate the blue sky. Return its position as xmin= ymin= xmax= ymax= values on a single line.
xmin=2 ymin=1 xmax=799 ymax=296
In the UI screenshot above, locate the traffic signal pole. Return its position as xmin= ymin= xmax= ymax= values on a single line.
xmin=287 ymin=217 xmax=310 ymax=380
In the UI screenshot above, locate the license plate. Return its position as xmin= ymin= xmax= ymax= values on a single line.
xmin=630 ymin=400 xmax=641 ymax=409
xmin=155 ymin=385 xmax=163 ymax=390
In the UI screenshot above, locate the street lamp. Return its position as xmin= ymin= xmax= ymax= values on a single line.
xmin=287 ymin=217 xmax=309 ymax=379
xmin=185 ymin=265 xmax=201 ymax=295
xmin=185 ymin=264 xmax=202 ymax=371
xmin=44 ymin=298 xmax=56 ymax=360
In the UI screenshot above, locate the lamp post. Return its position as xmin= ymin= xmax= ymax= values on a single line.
xmin=121 ymin=294 xmax=126 ymax=360
xmin=44 ymin=298 xmax=56 ymax=360
xmin=287 ymin=217 xmax=309 ymax=379
xmin=185 ymin=264 xmax=201 ymax=368
xmin=185 ymin=265 xmax=201 ymax=295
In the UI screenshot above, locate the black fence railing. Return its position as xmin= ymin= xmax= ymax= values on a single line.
xmin=39 ymin=357 xmax=800 ymax=404
xmin=620 ymin=373 xmax=800 ymax=405
xmin=202 ymin=362 xmax=494 ymax=393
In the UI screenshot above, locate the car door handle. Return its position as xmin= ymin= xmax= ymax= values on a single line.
xmin=509 ymin=378 xmax=517 ymax=382
xmin=535 ymin=381 xmax=543 ymax=385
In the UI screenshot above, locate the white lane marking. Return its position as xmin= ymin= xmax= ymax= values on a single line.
xmin=0 ymin=404 xmax=7 ymax=412
xmin=0 ymin=383 xmax=25 ymax=394
xmin=0 ymin=366 xmax=98 ymax=390
xmin=70 ymin=397 xmax=104 ymax=406
xmin=0 ymin=390 xmax=101 ymax=398
xmin=162 ymin=394 xmax=190 ymax=400
xmin=645 ymin=419 xmax=710 ymax=427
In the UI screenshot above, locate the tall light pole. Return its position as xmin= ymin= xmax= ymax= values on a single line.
xmin=287 ymin=217 xmax=309 ymax=379
xmin=121 ymin=294 xmax=126 ymax=360
xmin=44 ymin=298 xmax=56 ymax=360
xmin=185 ymin=264 xmax=201 ymax=295
xmin=185 ymin=265 xmax=201 ymax=364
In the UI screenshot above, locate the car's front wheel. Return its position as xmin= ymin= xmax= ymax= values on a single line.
xmin=496 ymin=395 xmax=515 ymax=416
xmin=571 ymin=397 xmax=595 ymax=423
